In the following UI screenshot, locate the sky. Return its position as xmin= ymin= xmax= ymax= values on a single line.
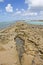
xmin=0 ymin=0 xmax=43 ymax=22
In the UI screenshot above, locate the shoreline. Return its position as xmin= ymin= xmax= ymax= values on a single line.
xmin=0 ymin=21 xmax=43 ymax=32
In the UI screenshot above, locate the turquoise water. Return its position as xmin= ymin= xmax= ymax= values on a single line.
xmin=26 ymin=21 xmax=43 ymax=25
xmin=0 ymin=21 xmax=15 ymax=29
xmin=0 ymin=21 xmax=43 ymax=29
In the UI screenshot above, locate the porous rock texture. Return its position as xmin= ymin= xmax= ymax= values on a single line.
xmin=0 ymin=22 xmax=43 ymax=65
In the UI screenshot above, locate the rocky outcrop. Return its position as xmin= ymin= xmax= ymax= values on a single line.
xmin=0 ymin=22 xmax=43 ymax=65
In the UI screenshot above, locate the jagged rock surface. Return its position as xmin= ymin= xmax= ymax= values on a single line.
xmin=0 ymin=22 xmax=43 ymax=65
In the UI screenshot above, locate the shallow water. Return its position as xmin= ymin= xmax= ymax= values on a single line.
xmin=26 ymin=21 xmax=43 ymax=25
xmin=0 ymin=21 xmax=15 ymax=29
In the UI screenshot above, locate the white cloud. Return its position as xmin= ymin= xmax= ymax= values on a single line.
xmin=12 ymin=10 xmax=21 ymax=16
xmin=25 ymin=0 xmax=43 ymax=18
xmin=22 ymin=11 xmax=37 ymax=16
xmin=13 ymin=8 xmax=37 ymax=17
xmin=5 ymin=4 xmax=13 ymax=12
xmin=30 ymin=0 xmax=43 ymax=7
xmin=15 ymin=11 xmax=21 ymax=15
xmin=29 ymin=12 xmax=37 ymax=16
xmin=0 ymin=0 xmax=4 ymax=2
xmin=25 ymin=0 xmax=43 ymax=11
xmin=25 ymin=0 xmax=43 ymax=7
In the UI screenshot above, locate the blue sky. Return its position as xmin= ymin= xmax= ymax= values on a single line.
xmin=0 ymin=0 xmax=43 ymax=22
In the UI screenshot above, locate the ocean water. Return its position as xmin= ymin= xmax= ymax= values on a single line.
xmin=0 ymin=21 xmax=43 ymax=29
xmin=0 ymin=21 xmax=15 ymax=29
xmin=27 ymin=21 xmax=43 ymax=25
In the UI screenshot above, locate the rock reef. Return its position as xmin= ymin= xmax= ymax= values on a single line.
xmin=0 ymin=22 xmax=43 ymax=65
